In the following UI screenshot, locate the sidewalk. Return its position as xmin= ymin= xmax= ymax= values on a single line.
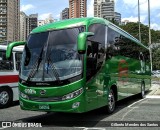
xmin=147 ymin=83 xmax=160 ymax=96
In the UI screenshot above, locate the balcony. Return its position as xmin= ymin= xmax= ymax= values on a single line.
xmin=0 ymin=23 xmax=6 ymax=26
xmin=0 ymin=0 xmax=7 ymax=3
xmin=0 ymin=4 xmax=6 ymax=7
xmin=0 ymin=35 xmax=6 ymax=38
xmin=0 ymin=20 xmax=6 ymax=23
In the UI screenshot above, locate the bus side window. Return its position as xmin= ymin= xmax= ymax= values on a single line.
xmin=106 ymin=28 xmax=121 ymax=59
xmin=0 ymin=51 xmax=13 ymax=71
xmin=139 ymin=52 xmax=145 ymax=73
xmin=15 ymin=53 xmax=22 ymax=71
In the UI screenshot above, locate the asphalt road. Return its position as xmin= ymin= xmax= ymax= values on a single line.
xmin=1 ymin=87 xmax=160 ymax=130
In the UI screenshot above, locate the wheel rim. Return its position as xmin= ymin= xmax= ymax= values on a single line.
xmin=108 ymin=91 xmax=115 ymax=111
xmin=0 ymin=91 xmax=9 ymax=105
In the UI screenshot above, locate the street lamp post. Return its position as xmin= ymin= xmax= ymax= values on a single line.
xmin=138 ymin=0 xmax=141 ymax=42
xmin=148 ymin=0 xmax=152 ymax=71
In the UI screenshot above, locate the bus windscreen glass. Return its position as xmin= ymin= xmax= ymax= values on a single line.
xmin=20 ymin=27 xmax=84 ymax=82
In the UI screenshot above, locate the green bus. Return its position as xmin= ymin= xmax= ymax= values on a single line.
xmin=6 ymin=17 xmax=151 ymax=113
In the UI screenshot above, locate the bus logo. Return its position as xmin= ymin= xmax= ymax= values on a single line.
xmin=40 ymin=90 xmax=46 ymax=95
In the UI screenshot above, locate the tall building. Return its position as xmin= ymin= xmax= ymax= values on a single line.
xmin=0 ymin=0 xmax=20 ymax=43
xmin=94 ymin=0 xmax=121 ymax=24
xmin=20 ymin=12 xmax=27 ymax=41
xmin=94 ymin=0 xmax=103 ymax=17
xmin=101 ymin=0 xmax=114 ymax=21
xmin=62 ymin=8 xmax=69 ymax=20
xmin=69 ymin=0 xmax=87 ymax=18
xmin=26 ymin=14 xmax=38 ymax=39
xmin=94 ymin=0 xmax=115 ymax=19
xmin=114 ymin=12 xmax=121 ymax=24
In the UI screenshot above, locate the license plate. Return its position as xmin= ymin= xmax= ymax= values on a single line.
xmin=39 ymin=104 xmax=50 ymax=110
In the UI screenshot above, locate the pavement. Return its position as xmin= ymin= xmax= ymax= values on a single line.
xmin=146 ymin=82 xmax=160 ymax=97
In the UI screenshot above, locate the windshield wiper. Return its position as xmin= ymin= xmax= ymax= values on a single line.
xmin=46 ymin=55 xmax=62 ymax=84
xmin=26 ymin=47 xmax=44 ymax=82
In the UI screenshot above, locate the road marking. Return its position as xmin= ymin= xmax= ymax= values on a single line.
xmin=146 ymin=95 xmax=160 ymax=99
xmin=74 ymin=127 xmax=86 ymax=129
xmin=74 ymin=127 xmax=106 ymax=130
xmin=121 ymin=98 xmax=147 ymax=121
xmin=83 ymin=128 xmax=106 ymax=130
xmin=127 ymin=98 xmax=146 ymax=108
xmin=121 ymin=107 xmax=136 ymax=121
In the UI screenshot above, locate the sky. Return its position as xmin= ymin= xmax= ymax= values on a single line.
xmin=20 ymin=0 xmax=160 ymax=30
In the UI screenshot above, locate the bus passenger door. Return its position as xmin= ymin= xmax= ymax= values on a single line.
xmin=85 ymin=42 xmax=98 ymax=110
xmin=85 ymin=25 xmax=106 ymax=109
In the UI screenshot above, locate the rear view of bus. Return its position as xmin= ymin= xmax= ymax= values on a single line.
xmin=6 ymin=17 xmax=151 ymax=113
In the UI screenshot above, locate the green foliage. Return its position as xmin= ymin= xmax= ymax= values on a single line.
xmin=119 ymin=22 xmax=160 ymax=46
xmin=152 ymin=47 xmax=160 ymax=70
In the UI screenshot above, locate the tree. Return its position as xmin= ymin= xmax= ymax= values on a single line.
xmin=119 ymin=22 xmax=160 ymax=46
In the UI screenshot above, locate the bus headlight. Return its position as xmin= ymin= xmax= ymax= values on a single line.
xmin=20 ymin=92 xmax=29 ymax=100
xmin=62 ymin=88 xmax=83 ymax=100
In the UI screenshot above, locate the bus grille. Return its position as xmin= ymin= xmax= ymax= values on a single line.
xmin=28 ymin=96 xmax=62 ymax=102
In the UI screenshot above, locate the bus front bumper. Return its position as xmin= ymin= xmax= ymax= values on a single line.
xmin=19 ymin=94 xmax=85 ymax=113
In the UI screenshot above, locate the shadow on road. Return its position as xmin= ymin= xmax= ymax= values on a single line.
xmin=16 ymin=94 xmax=145 ymax=127
xmin=12 ymin=101 xmax=19 ymax=106
xmin=0 ymin=101 xmax=19 ymax=110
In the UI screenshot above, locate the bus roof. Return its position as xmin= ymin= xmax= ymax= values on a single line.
xmin=32 ymin=17 xmax=109 ymax=33
xmin=31 ymin=17 xmax=148 ymax=50
xmin=0 ymin=45 xmax=24 ymax=52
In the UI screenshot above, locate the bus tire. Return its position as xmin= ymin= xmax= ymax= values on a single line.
xmin=0 ymin=87 xmax=13 ymax=109
xmin=106 ymin=89 xmax=115 ymax=114
xmin=140 ymin=82 xmax=145 ymax=99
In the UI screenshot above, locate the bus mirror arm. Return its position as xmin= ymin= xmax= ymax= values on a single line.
xmin=6 ymin=41 xmax=26 ymax=59
xmin=77 ymin=32 xmax=94 ymax=54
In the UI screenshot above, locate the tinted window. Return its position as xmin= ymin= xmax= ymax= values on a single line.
xmin=88 ymin=24 xmax=105 ymax=46
xmin=106 ymin=28 xmax=121 ymax=57
xmin=15 ymin=53 xmax=22 ymax=70
xmin=107 ymin=28 xmax=147 ymax=60
xmin=0 ymin=51 xmax=13 ymax=71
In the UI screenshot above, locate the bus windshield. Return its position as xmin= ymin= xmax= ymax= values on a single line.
xmin=20 ymin=27 xmax=84 ymax=83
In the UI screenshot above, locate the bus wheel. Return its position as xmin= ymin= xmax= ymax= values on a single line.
xmin=106 ymin=89 xmax=115 ymax=114
xmin=0 ymin=87 xmax=13 ymax=109
xmin=140 ymin=82 xmax=145 ymax=99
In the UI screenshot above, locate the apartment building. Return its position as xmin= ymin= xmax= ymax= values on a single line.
xmin=0 ymin=0 xmax=20 ymax=43
xmin=69 ymin=0 xmax=87 ymax=18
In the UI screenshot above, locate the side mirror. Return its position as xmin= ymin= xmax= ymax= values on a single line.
xmin=77 ymin=32 xmax=94 ymax=54
xmin=6 ymin=41 xmax=26 ymax=59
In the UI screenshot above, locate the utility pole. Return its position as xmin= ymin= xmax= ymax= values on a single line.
xmin=138 ymin=0 xmax=141 ymax=42
xmin=148 ymin=0 xmax=152 ymax=71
